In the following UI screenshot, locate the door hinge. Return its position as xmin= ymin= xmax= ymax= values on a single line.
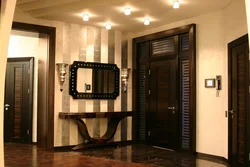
xmin=149 ymin=70 xmax=151 ymax=75
xmin=28 ymin=89 xmax=30 ymax=94
xmin=148 ymin=90 xmax=151 ymax=95
xmin=28 ymin=69 xmax=30 ymax=74
xmin=27 ymin=130 xmax=29 ymax=135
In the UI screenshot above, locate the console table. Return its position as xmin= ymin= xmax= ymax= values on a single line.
xmin=59 ymin=111 xmax=133 ymax=150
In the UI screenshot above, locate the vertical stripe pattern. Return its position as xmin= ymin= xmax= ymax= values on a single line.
xmin=108 ymin=30 xmax=115 ymax=113
xmin=77 ymin=25 xmax=87 ymax=143
xmin=61 ymin=23 xmax=71 ymax=146
xmin=121 ymin=39 xmax=128 ymax=141
xmin=57 ymin=24 xmax=132 ymax=146
xmin=93 ymin=28 xmax=101 ymax=138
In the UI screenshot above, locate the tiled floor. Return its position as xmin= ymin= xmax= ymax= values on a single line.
xmin=4 ymin=143 xmax=228 ymax=167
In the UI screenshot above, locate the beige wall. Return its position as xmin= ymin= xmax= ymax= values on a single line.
xmin=0 ymin=0 xmax=17 ymax=166
xmin=129 ymin=0 xmax=247 ymax=159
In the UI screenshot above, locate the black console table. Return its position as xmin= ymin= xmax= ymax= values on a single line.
xmin=59 ymin=111 xmax=133 ymax=150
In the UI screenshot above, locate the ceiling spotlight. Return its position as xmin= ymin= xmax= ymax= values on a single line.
xmin=173 ymin=0 xmax=180 ymax=9
xmin=83 ymin=14 xmax=89 ymax=21
xmin=144 ymin=18 xmax=150 ymax=25
xmin=105 ymin=23 xmax=112 ymax=30
xmin=124 ymin=7 xmax=131 ymax=15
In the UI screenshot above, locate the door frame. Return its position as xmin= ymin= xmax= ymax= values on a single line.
xmin=228 ymin=34 xmax=249 ymax=165
xmin=12 ymin=22 xmax=55 ymax=150
xmin=5 ymin=57 xmax=34 ymax=143
xmin=132 ymin=24 xmax=196 ymax=152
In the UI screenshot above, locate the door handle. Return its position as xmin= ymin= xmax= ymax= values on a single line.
xmin=168 ymin=106 xmax=175 ymax=110
xmin=229 ymin=110 xmax=235 ymax=114
xmin=5 ymin=104 xmax=10 ymax=111
xmin=229 ymin=110 xmax=235 ymax=118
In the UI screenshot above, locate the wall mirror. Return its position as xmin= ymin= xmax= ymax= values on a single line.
xmin=69 ymin=61 xmax=120 ymax=99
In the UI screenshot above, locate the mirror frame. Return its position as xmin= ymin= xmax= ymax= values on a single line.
xmin=69 ymin=61 xmax=120 ymax=99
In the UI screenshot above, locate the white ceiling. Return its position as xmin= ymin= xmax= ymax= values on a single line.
xmin=16 ymin=0 xmax=232 ymax=32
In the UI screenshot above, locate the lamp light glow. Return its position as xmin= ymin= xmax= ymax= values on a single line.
xmin=83 ymin=14 xmax=89 ymax=21
xmin=144 ymin=18 xmax=150 ymax=25
xmin=124 ymin=7 xmax=131 ymax=15
xmin=121 ymin=68 xmax=131 ymax=92
xmin=173 ymin=1 xmax=180 ymax=8
xmin=105 ymin=23 xmax=111 ymax=30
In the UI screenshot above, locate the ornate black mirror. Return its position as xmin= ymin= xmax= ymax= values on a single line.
xmin=69 ymin=61 xmax=120 ymax=99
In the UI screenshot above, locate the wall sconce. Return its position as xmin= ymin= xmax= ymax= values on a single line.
xmin=121 ymin=68 xmax=131 ymax=92
xmin=56 ymin=63 xmax=68 ymax=92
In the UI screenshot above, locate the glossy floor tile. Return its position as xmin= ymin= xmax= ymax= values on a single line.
xmin=4 ymin=143 xmax=228 ymax=167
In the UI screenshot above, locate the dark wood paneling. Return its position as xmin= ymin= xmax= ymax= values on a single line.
xmin=5 ymin=58 xmax=34 ymax=143
xmin=180 ymin=58 xmax=190 ymax=150
xmin=12 ymin=22 xmax=56 ymax=151
xmin=148 ymin=59 xmax=178 ymax=149
xmin=228 ymin=34 xmax=249 ymax=166
xmin=132 ymin=24 xmax=196 ymax=153
xmin=189 ymin=25 xmax=196 ymax=153
xmin=133 ymin=24 xmax=194 ymax=44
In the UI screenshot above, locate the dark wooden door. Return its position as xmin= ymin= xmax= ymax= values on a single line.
xmin=147 ymin=57 xmax=178 ymax=150
xmin=228 ymin=34 xmax=249 ymax=166
xmin=4 ymin=58 xmax=34 ymax=143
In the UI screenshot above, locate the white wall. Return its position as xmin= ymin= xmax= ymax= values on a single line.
xmin=129 ymin=0 xmax=247 ymax=159
xmin=0 ymin=0 xmax=17 ymax=166
xmin=7 ymin=30 xmax=40 ymax=143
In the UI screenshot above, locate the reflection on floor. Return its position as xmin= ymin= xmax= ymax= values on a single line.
xmin=4 ymin=143 xmax=228 ymax=167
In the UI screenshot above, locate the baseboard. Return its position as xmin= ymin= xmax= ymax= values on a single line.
xmin=54 ymin=140 xmax=133 ymax=152
xmin=197 ymin=152 xmax=228 ymax=166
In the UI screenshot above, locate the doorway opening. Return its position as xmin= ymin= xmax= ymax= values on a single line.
xmin=4 ymin=22 xmax=56 ymax=150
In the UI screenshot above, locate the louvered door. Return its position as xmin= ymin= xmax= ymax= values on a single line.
xmin=180 ymin=59 xmax=190 ymax=150
xmin=139 ymin=65 xmax=147 ymax=140
xmin=228 ymin=35 xmax=249 ymax=166
xmin=134 ymin=25 xmax=196 ymax=152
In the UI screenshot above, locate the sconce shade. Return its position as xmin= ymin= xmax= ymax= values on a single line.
xmin=121 ymin=68 xmax=131 ymax=92
xmin=56 ymin=63 xmax=68 ymax=92
xmin=121 ymin=68 xmax=131 ymax=79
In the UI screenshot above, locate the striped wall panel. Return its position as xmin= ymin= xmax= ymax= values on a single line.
xmin=55 ymin=24 xmax=131 ymax=147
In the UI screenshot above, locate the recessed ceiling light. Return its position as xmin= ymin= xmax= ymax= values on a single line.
xmin=144 ymin=18 xmax=150 ymax=25
xmin=83 ymin=14 xmax=89 ymax=21
xmin=124 ymin=7 xmax=131 ymax=15
xmin=106 ymin=23 xmax=112 ymax=30
xmin=173 ymin=1 xmax=180 ymax=9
